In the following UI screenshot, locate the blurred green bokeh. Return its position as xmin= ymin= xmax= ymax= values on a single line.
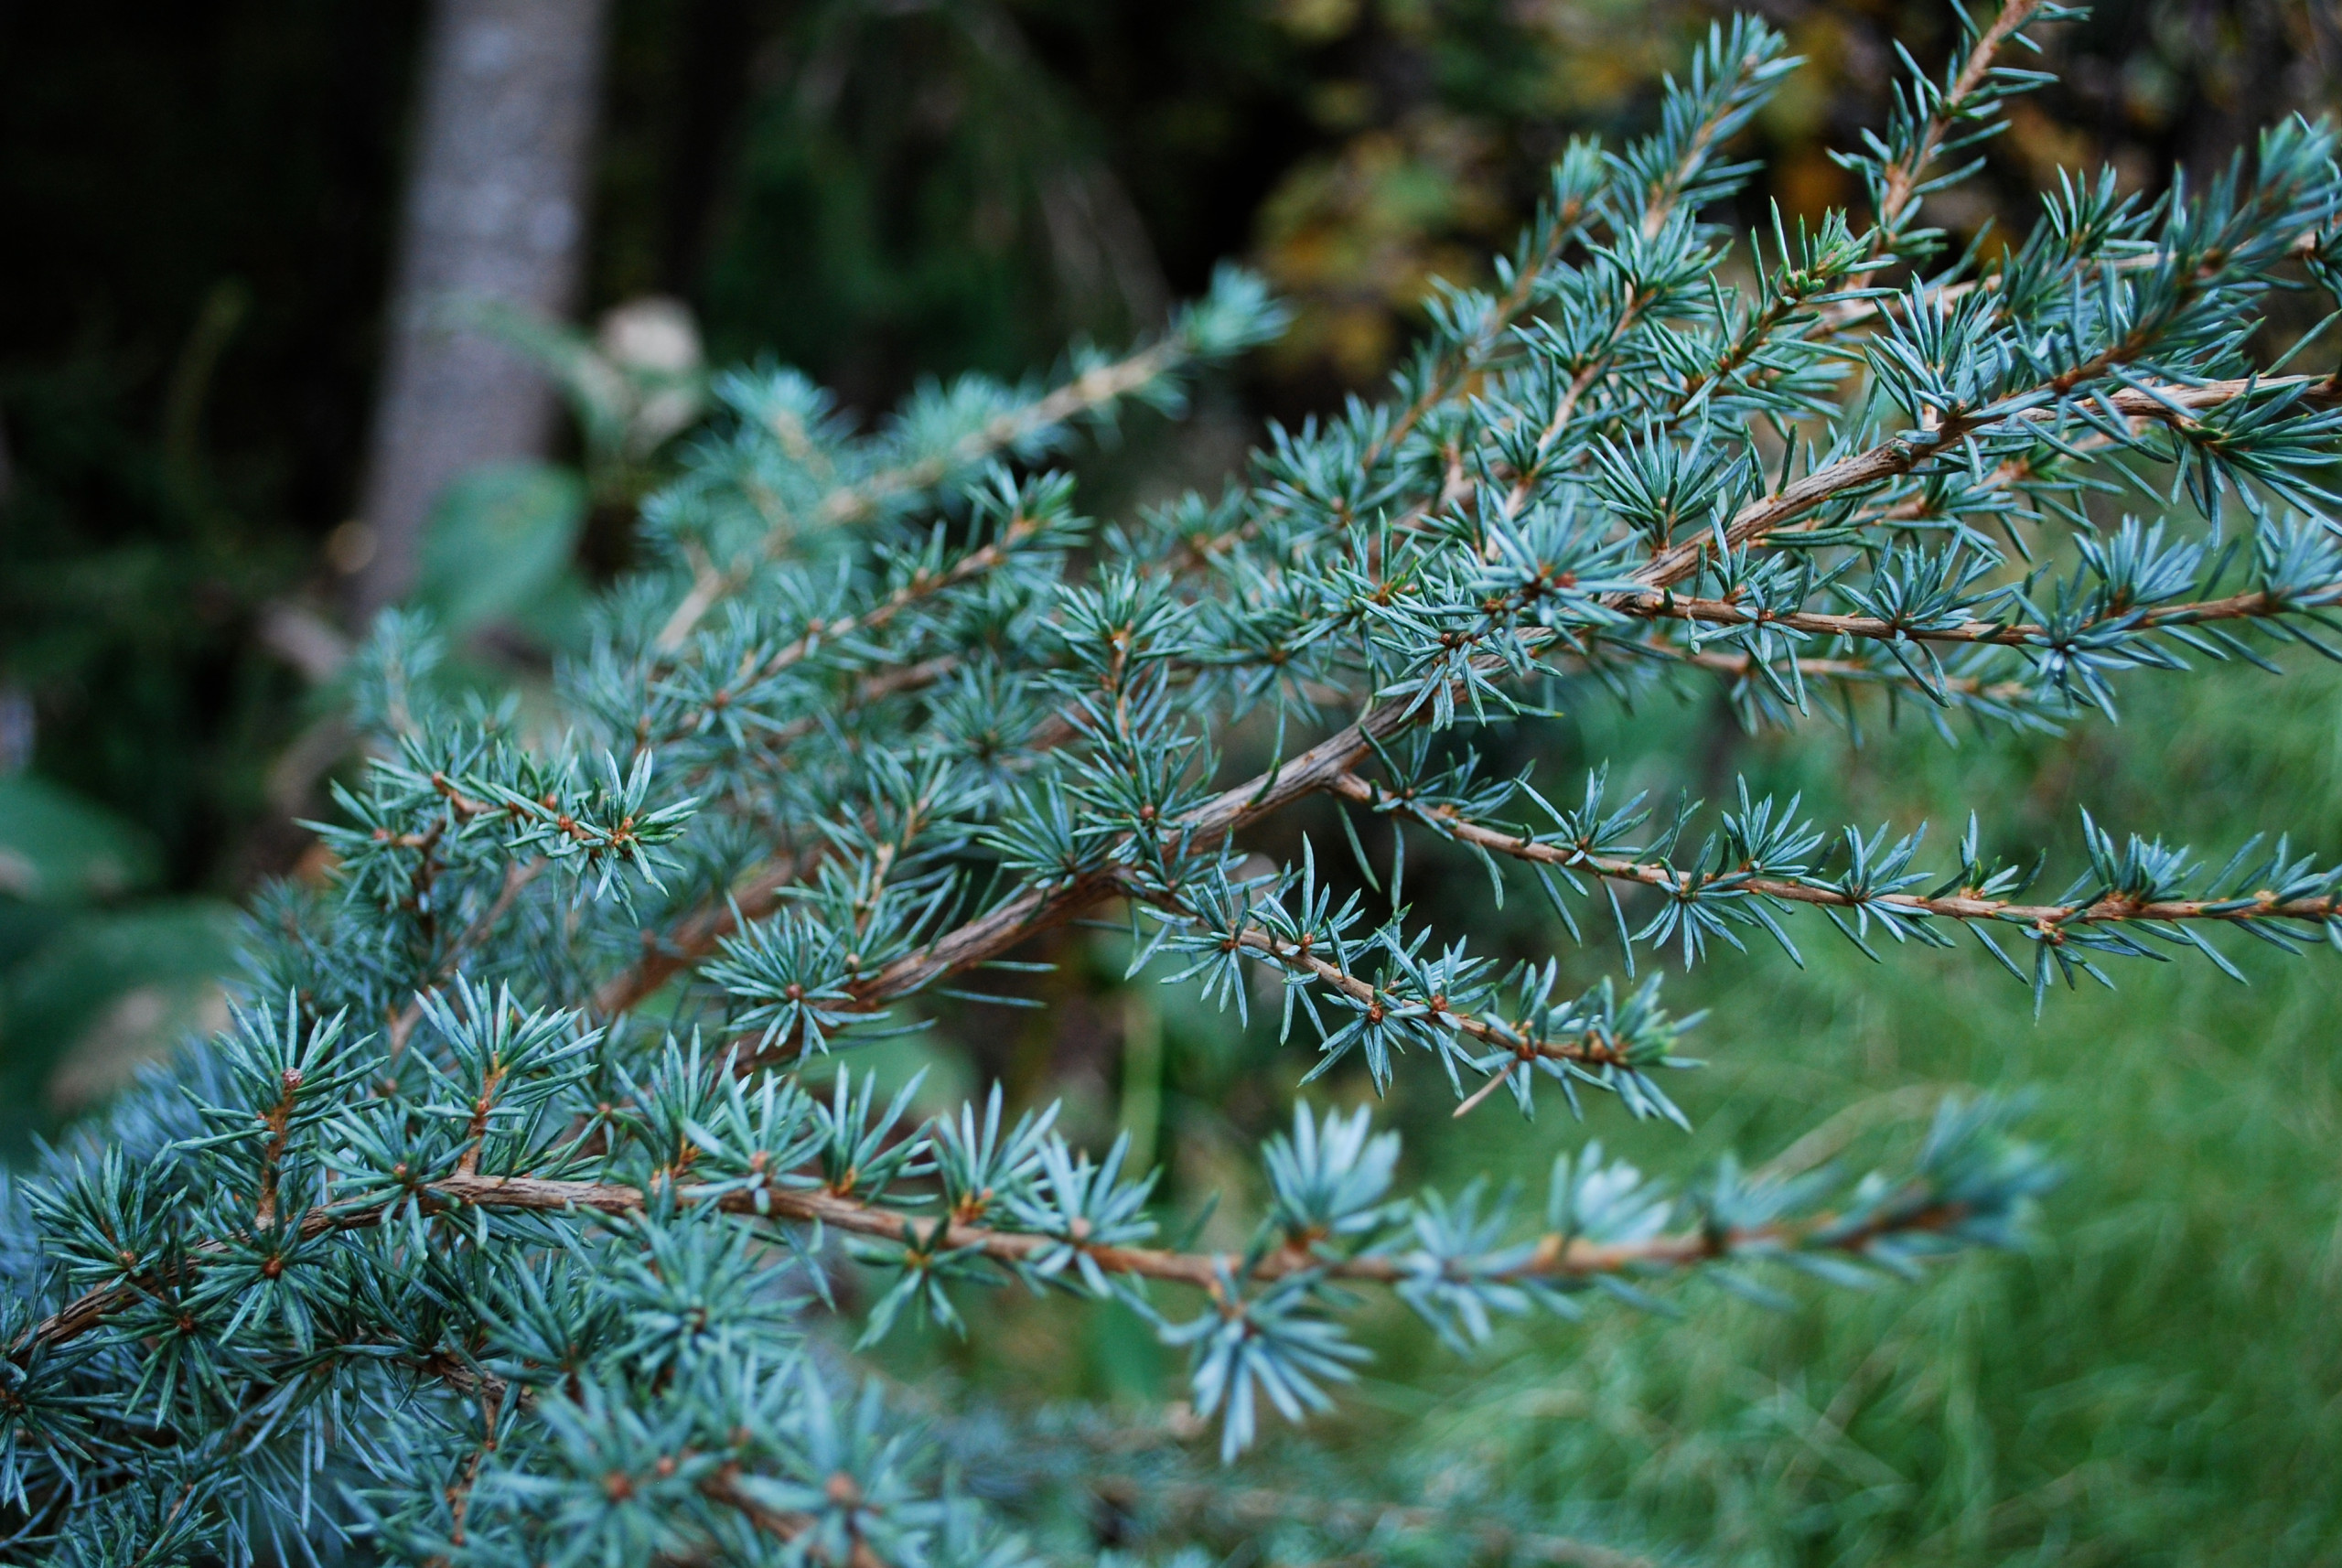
xmin=0 ymin=775 xmax=240 ymax=1154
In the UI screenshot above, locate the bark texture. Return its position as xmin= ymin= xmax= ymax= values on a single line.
xmin=353 ymin=0 xmax=609 ymax=615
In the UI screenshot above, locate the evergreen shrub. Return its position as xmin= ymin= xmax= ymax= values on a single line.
xmin=9 ymin=4 xmax=2342 ymax=1561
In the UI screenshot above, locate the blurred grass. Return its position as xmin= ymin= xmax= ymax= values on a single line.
xmin=1393 ymin=913 xmax=2342 ymax=1565
xmin=1358 ymin=652 xmax=2342 ymax=1564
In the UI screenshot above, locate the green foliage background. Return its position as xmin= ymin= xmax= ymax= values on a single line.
xmin=2 ymin=2 xmax=2338 ymax=1562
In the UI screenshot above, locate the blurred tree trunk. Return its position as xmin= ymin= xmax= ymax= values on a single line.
xmin=351 ymin=0 xmax=610 ymax=618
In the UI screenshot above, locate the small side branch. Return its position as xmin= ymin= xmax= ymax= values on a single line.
xmin=1327 ymin=772 xmax=2342 ymax=936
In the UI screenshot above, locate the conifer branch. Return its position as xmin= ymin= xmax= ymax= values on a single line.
xmin=16 ymin=1142 xmax=2019 ymax=1361
xmin=1850 ymin=0 xmax=2063 ymax=290
xmin=1327 ymin=772 xmax=2342 ymax=940
xmin=18 ymin=12 xmax=2342 ymax=1554
xmin=1621 ymin=581 xmax=2340 ymax=647
xmin=656 ymin=340 xmax=1190 ymax=651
